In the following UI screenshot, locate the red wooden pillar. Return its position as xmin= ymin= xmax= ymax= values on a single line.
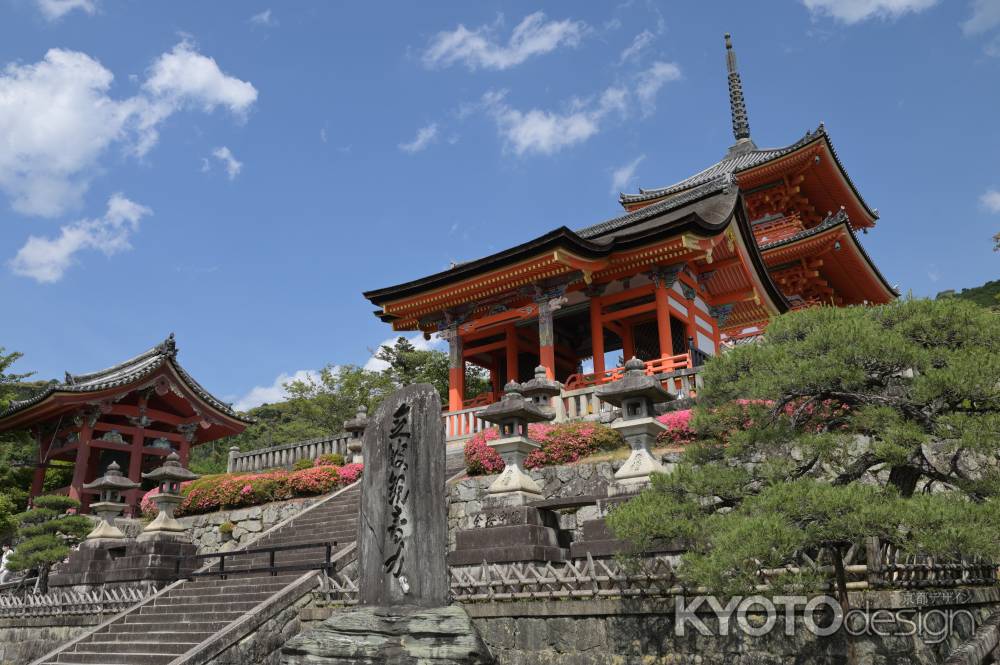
xmin=505 ymin=325 xmax=519 ymax=384
xmin=125 ymin=398 xmax=147 ymax=514
xmin=590 ymin=296 xmax=605 ymax=376
xmin=445 ymin=327 xmax=464 ymax=412
xmin=622 ymin=322 xmax=635 ymax=362
xmin=538 ymin=304 xmax=556 ymax=379
xmin=178 ymin=438 xmax=191 ymax=467
xmin=654 ymin=283 xmax=673 ymax=358
xmin=68 ymin=417 xmax=93 ymax=509
xmin=31 ymin=432 xmax=48 ymax=500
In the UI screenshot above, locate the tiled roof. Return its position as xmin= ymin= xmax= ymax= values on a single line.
xmin=757 ymin=209 xmax=850 ymax=251
xmin=0 ymin=334 xmax=251 ymax=422
xmin=619 ymin=126 xmax=826 ymax=206
xmin=578 ymin=173 xmax=736 ymax=240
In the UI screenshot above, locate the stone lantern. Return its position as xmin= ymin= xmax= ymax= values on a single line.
xmin=344 ymin=405 xmax=368 ymax=464
xmin=478 ymin=381 xmax=554 ymax=505
xmin=596 ymin=357 xmax=673 ymax=495
xmin=520 ymin=365 xmax=561 ymax=416
xmin=81 ymin=461 xmax=140 ymax=540
xmin=139 ymin=452 xmax=199 ymax=540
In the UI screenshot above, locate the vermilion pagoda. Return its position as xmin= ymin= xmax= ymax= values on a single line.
xmin=364 ymin=35 xmax=895 ymax=425
xmin=0 ymin=334 xmax=250 ymax=513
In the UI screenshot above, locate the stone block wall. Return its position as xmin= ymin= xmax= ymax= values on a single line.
xmin=0 ymin=616 xmax=103 ymax=665
xmin=447 ymin=462 xmax=616 ymax=550
xmin=179 ymin=496 xmax=323 ymax=554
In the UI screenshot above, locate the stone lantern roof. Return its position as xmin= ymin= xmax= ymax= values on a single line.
xmin=521 ymin=366 xmax=561 ymax=400
xmin=344 ymin=405 xmax=369 ymax=434
xmin=82 ymin=460 xmax=140 ymax=492
xmin=142 ymin=451 xmax=199 ymax=483
xmin=480 ymin=382 xmax=553 ymax=426
xmin=595 ymin=358 xmax=673 ymax=407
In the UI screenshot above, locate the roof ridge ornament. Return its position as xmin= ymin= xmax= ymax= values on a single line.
xmin=724 ymin=33 xmax=757 ymax=156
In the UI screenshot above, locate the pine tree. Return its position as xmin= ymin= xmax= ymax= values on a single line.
xmin=609 ymin=299 xmax=1000 ymax=605
xmin=8 ymin=495 xmax=92 ymax=594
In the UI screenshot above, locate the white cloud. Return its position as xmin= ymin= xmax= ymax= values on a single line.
xmin=963 ymin=0 xmax=1000 ymax=34
xmin=233 ymin=369 xmax=321 ymax=412
xmin=210 ymin=146 xmax=243 ymax=179
xmin=481 ymin=86 xmax=627 ymax=156
xmin=399 ymin=124 xmax=439 ymax=153
xmin=320 ymin=128 xmax=328 ymax=143
xmin=635 ymin=61 xmax=682 ymax=116
xmin=142 ymin=41 xmax=257 ymax=118
xmin=250 ymin=9 xmax=276 ymax=27
xmin=980 ymin=188 xmax=1000 ymax=213
xmin=365 ymin=334 xmax=446 ymax=372
xmin=423 ymin=12 xmax=586 ymax=70
xmin=0 ymin=43 xmax=256 ymax=218
xmin=35 ymin=0 xmax=95 ymax=20
xmin=10 ymin=193 xmax=150 ymax=283
xmin=619 ymin=30 xmax=655 ymax=64
xmin=801 ymin=0 xmax=938 ymax=23
xmin=610 ymin=155 xmax=645 ymax=194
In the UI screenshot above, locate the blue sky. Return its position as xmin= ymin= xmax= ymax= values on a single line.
xmin=2 ymin=0 xmax=999 ymax=411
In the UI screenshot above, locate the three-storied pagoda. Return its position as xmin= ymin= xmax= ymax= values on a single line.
xmin=0 ymin=334 xmax=250 ymax=513
xmin=366 ymin=35 xmax=896 ymax=418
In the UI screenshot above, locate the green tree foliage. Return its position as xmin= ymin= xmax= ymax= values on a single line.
xmin=940 ymin=278 xmax=1000 ymax=310
xmin=374 ymin=336 xmax=490 ymax=401
xmin=0 ymin=348 xmax=38 ymax=511
xmin=191 ymin=338 xmax=489 ymax=474
xmin=8 ymin=495 xmax=92 ymax=593
xmin=609 ymin=299 xmax=1000 ymax=604
xmin=0 ymin=493 xmax=17 ymax=542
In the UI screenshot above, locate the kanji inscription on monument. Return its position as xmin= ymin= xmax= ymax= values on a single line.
xmin=358 ymin=383 xmax=448 ymax=607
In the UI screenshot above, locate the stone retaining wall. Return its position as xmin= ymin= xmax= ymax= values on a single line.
xmin=447 ymin=461 xmax=618 ymax=549
xmin=205 ymin=594 xmax=315 ymax=665
xmin=0 ymin=616 xmax=103 ymax=665
xmin=178 ymin=496 xmax=323 ymax=554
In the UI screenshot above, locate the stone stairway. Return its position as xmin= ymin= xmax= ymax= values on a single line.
xmin=32 ymin=483 xmax=361 ymax=665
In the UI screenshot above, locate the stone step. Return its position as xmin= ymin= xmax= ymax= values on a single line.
xmin=69 ymin=640 xmax=197 ymax=655
xmin=94 ymin=629 xmax=214 ymax=643
xmin=54 ymin=650 xmax=175 ymax=664
xmin=140 ymin=599 xmax=260 ymax=615
xmin=105 ymin=620 xmax=230 ymax=635
xmin=124 ymin=610 xmax=244 ymax=624
xmin=162 ymin=584 xmax=289 ymax=601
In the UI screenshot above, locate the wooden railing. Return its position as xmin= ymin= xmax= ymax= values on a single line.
xmin=227 ymin=434 xmax=351 ymax=473
xmin=563 ymin=353 xmax=694 ymax=391
xmin=0 ymin=583 xmax=159 ymax=618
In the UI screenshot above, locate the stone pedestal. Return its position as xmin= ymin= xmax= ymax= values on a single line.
xmin=49 ymin=535 xmax=197 ymax=589
xmin=607 ymin=417 xmax=672 ymax=496
xmin=281 ymin=605 xmax=492 ymax=665
xmin=484 ymin=436 xmax=543 ymax=506
xmin=449 ymin=505 xmax=569 ymax=565
xmin=138 ymin=493 xmax=187 ymax=541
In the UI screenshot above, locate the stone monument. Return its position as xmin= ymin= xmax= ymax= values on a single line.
xmin=281 ymin=384 xmax=492 ymax=665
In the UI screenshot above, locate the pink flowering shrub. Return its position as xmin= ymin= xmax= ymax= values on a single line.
xmin=140 ymin=463 xmax=365 ymax=517
xmin=287 ymin=466 xmax=340 ymax=494
xmin=316 ymin=453 xmax=346 ymax=467
xmin=464 ymin=422 xmax=624 ymax=475
xmin=656 ymin=409 xmax=695 ymax=446
xmin=338 ymin=463 xmax=364 ymax=484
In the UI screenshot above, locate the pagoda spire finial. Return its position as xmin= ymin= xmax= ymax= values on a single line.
xmin=725 ymin=33 xmax=754 ymax=152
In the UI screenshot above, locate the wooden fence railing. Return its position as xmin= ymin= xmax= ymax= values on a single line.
xmin=316 ymin=539 xmax=999 ymax=605
xmin=0 ymin=583 xmax=159 ymax=618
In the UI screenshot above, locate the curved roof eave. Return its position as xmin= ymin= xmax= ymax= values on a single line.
xmin=760 ymin=211 xmax=897 ymax=298
xmin=364 ymin=175 xmax=741 ymax=307
xmin=618 ymin=125 xmax=879 ymax=225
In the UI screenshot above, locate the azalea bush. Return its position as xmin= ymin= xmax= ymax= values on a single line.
xmin=464 ymin=422 xmax=624 ymax=475
xmin=141 ymin=461 xmax=363 ymax=517
xmin=316 ymin=453 xmax=346 ymax=467
xmin=656 ymin=409 xmax=695 ymax=445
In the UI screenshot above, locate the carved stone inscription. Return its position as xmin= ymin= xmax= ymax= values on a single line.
xmin=358 ymin=383 xmax=448 ymax=608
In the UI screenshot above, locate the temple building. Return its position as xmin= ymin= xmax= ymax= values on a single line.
xmin=363 ymin=35 xmax=895 ymax=426
xmin=0 ymin=334 xmax=250 ymax=513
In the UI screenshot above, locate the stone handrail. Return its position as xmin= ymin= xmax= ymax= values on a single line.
xmin=227 ymin=434 xmax=352 ymax=473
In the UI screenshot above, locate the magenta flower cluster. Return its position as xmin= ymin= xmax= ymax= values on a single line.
xmin=463 ymin=421 xmax=623 ymax=476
